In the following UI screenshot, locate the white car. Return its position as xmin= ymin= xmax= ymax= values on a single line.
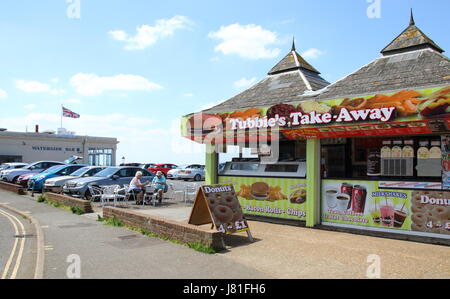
xmin=177 ymin=164 xmax=205 ymax=181
xmin=167 ymin=164 xmax=189 ymax=179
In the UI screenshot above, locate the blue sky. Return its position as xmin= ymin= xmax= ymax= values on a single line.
xmin=0 ymin=0 xmax=449 ymax=164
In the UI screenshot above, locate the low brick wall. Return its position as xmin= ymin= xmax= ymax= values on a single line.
xmin=103 ymin=207 xmax=225 ymax=251
xmin=45 ymin=192 xmax=93 ymax=214
xmin=0 ymin=181 xmax=26 ymax=195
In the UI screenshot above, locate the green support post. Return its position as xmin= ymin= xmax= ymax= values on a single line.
xmin=306 ymin=139 xmax=320 ymax=227
xmin=205 ymin=144 xmax=218 ymax=185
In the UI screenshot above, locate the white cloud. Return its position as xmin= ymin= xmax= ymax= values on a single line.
xmin=209 ymin=24 xmax=281 ymax=59
xmin=63 ymin=99 xmax=81 ymax=104
xmin=233 ymin=77 xmax=258 ymax=89
xmin=301 ymin=48 xmax=326 ymax=59
xmin=24 ymin=104 xmax=36 ymax=110
xmin=70 ymin=73 xmax=163 ymax=96
xmin=0 ymin=89 xmax=7 ymax=100
xmin=15 ymin=80 xmax=64 ymax=95
xmin=109 ymin=15 xmax=193 ymax=50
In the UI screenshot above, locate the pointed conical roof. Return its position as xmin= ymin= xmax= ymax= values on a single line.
xmin=381 ymin=10 xmax=444 ymax=55
xmin=201 ymin=41 xmax=330 ymax=114
xmin=268 ymin=40 xmax=321 ymax=75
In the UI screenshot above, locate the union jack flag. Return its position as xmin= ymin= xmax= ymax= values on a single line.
xmin=62 ymin=106 xmax=80 ymax=119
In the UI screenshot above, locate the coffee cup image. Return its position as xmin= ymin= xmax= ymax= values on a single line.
xmin=251 ymin=182 xmax=270 ymax=201
xmin=325 ymin=189 xmax=338 ymax=208
xmin=336 ymin=193 xmax=351 ymax=211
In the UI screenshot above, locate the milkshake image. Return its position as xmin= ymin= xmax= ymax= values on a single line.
xmin=380 ymin=203 xmax=394 ymax=227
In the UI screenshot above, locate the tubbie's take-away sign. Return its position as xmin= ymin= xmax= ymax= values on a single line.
xmin=182 ymin=86 xmax=450 ymax=142
xmin=228 ymin=107 xmax=396 ymax=130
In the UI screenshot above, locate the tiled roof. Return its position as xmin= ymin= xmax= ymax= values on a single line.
xmin=295 ymin=49 xmax=450 ymax=103
xmin=203 ymin=45 xmax=329 ymax=114
xmin=381 ymin=11 xmax=444 ymax=55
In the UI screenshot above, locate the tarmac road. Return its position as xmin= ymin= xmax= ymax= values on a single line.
xmin=0 ymin=205 xmax=37 ymax=279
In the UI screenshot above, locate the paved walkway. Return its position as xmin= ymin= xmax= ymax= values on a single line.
xmin=221 ymin=221 xmax=450 ymax=279
xmin=128 ymin=204 xmax=450 ymax=278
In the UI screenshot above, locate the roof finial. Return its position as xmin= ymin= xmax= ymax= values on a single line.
xmin=291 ymin=37 xmax=296 ymax=52
xmin=410 ymin=8 xmax=415 ymax=26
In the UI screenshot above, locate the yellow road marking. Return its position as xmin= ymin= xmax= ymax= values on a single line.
xmin=0 ymin=208 xmax=26 ymax=279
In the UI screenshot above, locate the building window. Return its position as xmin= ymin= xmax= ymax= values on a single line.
xmin=88 ymin=148 xmax=113 ymax=166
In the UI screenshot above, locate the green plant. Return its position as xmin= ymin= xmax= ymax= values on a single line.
xmin=37 ymin=194 xmax=46 ymax=203
xmin=70 ymin=206 xmax=84 ymax=215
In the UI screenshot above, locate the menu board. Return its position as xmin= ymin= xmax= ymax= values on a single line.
xmin=322 ymin=180 xmax=450 ymax=238
xmin=188 ymin=184 xmax=250 ymax=235
xmin=219 ymin=176 xmax=307 ymax=221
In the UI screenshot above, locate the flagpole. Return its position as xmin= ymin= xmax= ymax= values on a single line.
xmin=60 ymin=104 xmax=63 ymax=129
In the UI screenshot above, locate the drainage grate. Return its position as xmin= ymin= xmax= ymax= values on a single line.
xmin=14 ymin=234 xmax=34 ymax=239
xmin=117 ymin=234 xmax=139 ymax=240
xmin=58 ymin=223 xmax=96 ymax=229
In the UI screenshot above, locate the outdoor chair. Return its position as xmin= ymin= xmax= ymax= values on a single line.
xmin=100 ymin=185 xmax=120 ymax=207
xmin=184 ymin=184 xmax=198 ymax=203
xmin=169 ymin=182 xmax=184 ymax=202
xmin=114 ymin=184 xmax=128 ymax=207
xmin=87 ymin=185 xmax=103 ymax=203
xmin=144 ymin=185 xmax=157 ymax=207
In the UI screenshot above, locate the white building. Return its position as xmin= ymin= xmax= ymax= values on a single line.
xmin=0 ymin=129 xmax=118 ymax=166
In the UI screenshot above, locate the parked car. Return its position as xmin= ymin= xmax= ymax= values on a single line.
xmin=0 ymin=163 xmax=28 ymax=179
xmin=28 ymin=164 xmax=87 ymax=192
xmin=0 ymin=162 xmax=28 ymax=172
xmin=63 ymin=166 xmax=154 ymax=200
xmin=43 ymin=166 xmax=106 ymax=193
xmin=167 ymin=164 xmax=189 ymax=179
xmin=119 ymin=163 xmax=142 ymax=167
xmin=139 ymin=163 xmax=156 ymax=169
xmin=0 ymin=161 xmax=66 ymax=184
xmin=147 ymin=164 xmax=178 ymax=177
xmin=17 ymin=172 xmax=42 ymax=188
xmin=178 ymin=164 xmax=205 ymax=181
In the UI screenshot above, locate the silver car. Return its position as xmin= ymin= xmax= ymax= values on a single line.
xmin=177 ymin=164 xmax=205 ymax=181
xmin=0 ymin=163 xmax=28 ymax=178
xmin=63 ymin=166 xmax=154 ymax=200
xmin=43 ymin=166 xmax=106 ymax=193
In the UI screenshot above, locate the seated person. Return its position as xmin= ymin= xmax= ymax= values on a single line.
xmin=128 ymin=171 xmax=149 ymax=204
xmin=152 ymin=171 xmax=167 ymax=203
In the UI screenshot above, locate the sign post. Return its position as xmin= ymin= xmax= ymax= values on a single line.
xmin=189 ymin=184 xmax=253 ymax=244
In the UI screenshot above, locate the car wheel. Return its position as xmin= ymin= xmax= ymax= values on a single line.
xmin=85 ymin=190 xmax=92 ymax=201
xmin=194 ymin=174 xmax=201 ymax=181
xmin=12 ymin=176 xmax=20 ymax=185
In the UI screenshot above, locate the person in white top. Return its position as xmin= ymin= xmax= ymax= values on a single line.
xmin=128 ymin=171 xmax=149 ymax=204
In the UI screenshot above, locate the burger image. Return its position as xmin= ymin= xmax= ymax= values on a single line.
xmin=251 ymin=182 xmax=270 ymax=201
xmin=188 ymin=113 xmax=223 ymax=135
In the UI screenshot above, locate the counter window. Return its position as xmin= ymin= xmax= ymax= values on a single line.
xmin=321 ymin=136 xmax=443 ymax=181
xmin=219 ymin=141 xmax=306 ymax=178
